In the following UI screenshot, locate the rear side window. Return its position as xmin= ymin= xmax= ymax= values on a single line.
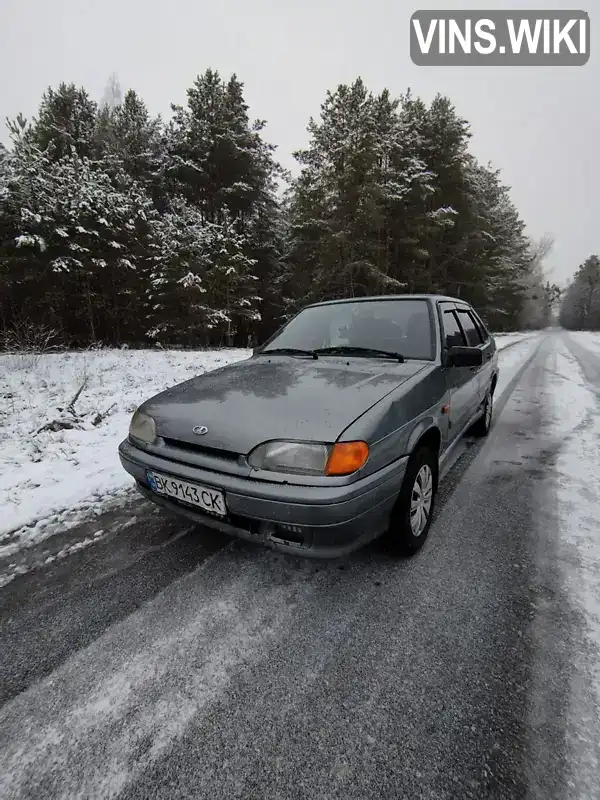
xmin=470 ymin=310 xmax=490 ymax=342
xmin=457 ymin=310 xmax=484 ymax=347
xmin=442 ymin=310 xmax=467 ymax=348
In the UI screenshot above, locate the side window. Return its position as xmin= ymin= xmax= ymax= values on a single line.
xmin=470 ymin=310 xmax=490 ymax=342
xmin=457 ymin=310 xmax=483 ymax=347
xmin=442 ymin=310 xmax=467 ymax=349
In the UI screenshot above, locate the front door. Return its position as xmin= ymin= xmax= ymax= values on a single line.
xmin=439 ymin=303 xmax=480 ymax=444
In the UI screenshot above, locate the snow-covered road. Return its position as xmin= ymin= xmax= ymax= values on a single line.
xmin=1 ymin=330 xmax=600 ymax=799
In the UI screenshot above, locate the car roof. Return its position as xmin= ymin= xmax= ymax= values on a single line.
xmin=305 ymin=293 xmax=467 ymax=309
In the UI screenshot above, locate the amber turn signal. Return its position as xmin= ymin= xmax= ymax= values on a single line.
xmin=324 ymin=441 xmax=370 ymax=476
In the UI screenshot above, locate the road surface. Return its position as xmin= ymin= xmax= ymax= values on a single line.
xmin=1 ymin=330 xmax=599 ymax=800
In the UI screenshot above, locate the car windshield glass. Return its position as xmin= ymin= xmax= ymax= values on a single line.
xmin=262 ymin=299 xmax=434 ymax=360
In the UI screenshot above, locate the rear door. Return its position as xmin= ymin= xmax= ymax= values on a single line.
xmin=454 ymin=306 xmax=488 ymax=409
xmin=470 ymin=308 xmax=496 ymax=396
xmin=438 ymin=302 xmax=479 ymax=443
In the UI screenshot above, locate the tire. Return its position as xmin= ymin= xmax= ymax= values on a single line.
xmin=471 ymin=387 xmax=493 ymax=438
xmin=383 ymin=445 xmax=438 ymax=557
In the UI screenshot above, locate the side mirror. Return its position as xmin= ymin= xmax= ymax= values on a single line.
xmin=252 ymin=346 xmax=260 ymax=356
xmin=447 ymin=345 xmax=483 ymax=368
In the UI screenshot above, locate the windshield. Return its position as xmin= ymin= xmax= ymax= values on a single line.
xmin=262 ymin=299 xmax=434 ymax=360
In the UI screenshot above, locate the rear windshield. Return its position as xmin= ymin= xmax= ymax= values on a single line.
xmin=264 ymin=299 xmax=434 ymax=360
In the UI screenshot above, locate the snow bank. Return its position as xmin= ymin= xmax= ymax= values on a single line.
xmin=0 ymin=348 xmax=250 ymax=558
xmin=493 ymin=331 xmax=538 ymax=350
xmin=494 ymin=334 xmax=542 ymax=398
xmin=566 ymin=331 xmax=600 ymax=356
xmin=544 ymin=339 xmax=600 ymax=785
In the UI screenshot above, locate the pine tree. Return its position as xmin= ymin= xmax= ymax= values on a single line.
xmin=160 ymin=69 xmax=282 ymax=340
xmin=6 ymin=142 xmax=156 ymax=344
xmin=0 ymin=71 xmax=548 ymax=349
xmin=287 ymin=79 xmax=417 ymax=303
xmin=166 ymin=70 xmax=280 ymax=220
xmin=0 ymin=143 xmax=16 ymax=330
xmin=147 ymin=198 xmax=259 ymax=345
xmin=560 ymin=255 xmax=600 ymax=329
xmin=456 ymin=159 xmax=529 ymax=328
xmin=284 ymin=81 xmax=535 ymax=330
xmin=95 ymin=89 xmax=165 ymax=207
xmin=27 ymin=83 xmax=98 ymax=161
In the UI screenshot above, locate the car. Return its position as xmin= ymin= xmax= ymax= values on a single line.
xmin=118 ymin=294 xmax=498 ymax=558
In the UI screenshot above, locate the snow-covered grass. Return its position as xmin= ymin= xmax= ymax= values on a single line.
xmin=0 ymin=348 xmax=250 ymax=559
xmin=0 ymin=331 xmax=538 ymax=568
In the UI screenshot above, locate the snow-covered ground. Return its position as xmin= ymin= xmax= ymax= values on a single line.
xmin=544 ymin=338 xmax=600 ymax=789
xmin=0 ymin=348 xmax=250 ymax=562
xmin=494 ymin=333 xmax=542 ymax=398
xmin=493 ymin=332 xmax=539 ymax=347
xmin=565 ymin=331 xmax=600 ymax=356
xmin=0 ymin=332 xmax=537 ymax=572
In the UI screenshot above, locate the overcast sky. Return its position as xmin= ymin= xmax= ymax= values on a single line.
xmin=0 ymin=0 xmax=596 ymax=284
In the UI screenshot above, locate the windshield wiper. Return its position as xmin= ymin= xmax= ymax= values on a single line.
xmin=258 ymin=347 xmax=318 ymax=359
xmin=315 ymin=346 xmax=405 ymax=363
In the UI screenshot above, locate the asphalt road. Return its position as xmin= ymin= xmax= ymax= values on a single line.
xmin=1 ymin=331 xmax=599 ymax=800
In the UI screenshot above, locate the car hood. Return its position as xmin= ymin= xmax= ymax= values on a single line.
xmin=141 ymin=355 xmax=428 ymax=454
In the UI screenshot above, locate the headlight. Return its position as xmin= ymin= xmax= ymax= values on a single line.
xmin=129 ymin=409 xmax=157 ymax=444
xmin=248 ymin=440 xmax=369 ymax=476
xmin=249 ymin=441 xmax=329 ymax=475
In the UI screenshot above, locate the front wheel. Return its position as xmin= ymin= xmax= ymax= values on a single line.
xmin=383 ymin=446 xmax=438 ymax=557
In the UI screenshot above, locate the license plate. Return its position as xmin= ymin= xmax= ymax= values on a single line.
xmin=146 ymin=471 xmax=226 ymax=516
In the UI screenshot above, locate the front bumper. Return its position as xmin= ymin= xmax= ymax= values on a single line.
xmin=118 ymin=438 xmax=408 ymax=558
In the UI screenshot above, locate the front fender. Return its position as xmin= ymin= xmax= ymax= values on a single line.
xmin=339 ymin=365 xmax=447 ymax=474
xmin=340 ymin=397 xmax=446 ymax=479
xmin=405 ymin=417 xmax=440 ymax=455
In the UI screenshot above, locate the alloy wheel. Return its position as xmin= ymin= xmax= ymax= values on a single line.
xmin=410 ymin=464 xmax=433 ymax=537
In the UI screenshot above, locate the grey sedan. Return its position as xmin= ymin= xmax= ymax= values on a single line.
xmin=118 ymin=294 xmax=498 ymax=557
